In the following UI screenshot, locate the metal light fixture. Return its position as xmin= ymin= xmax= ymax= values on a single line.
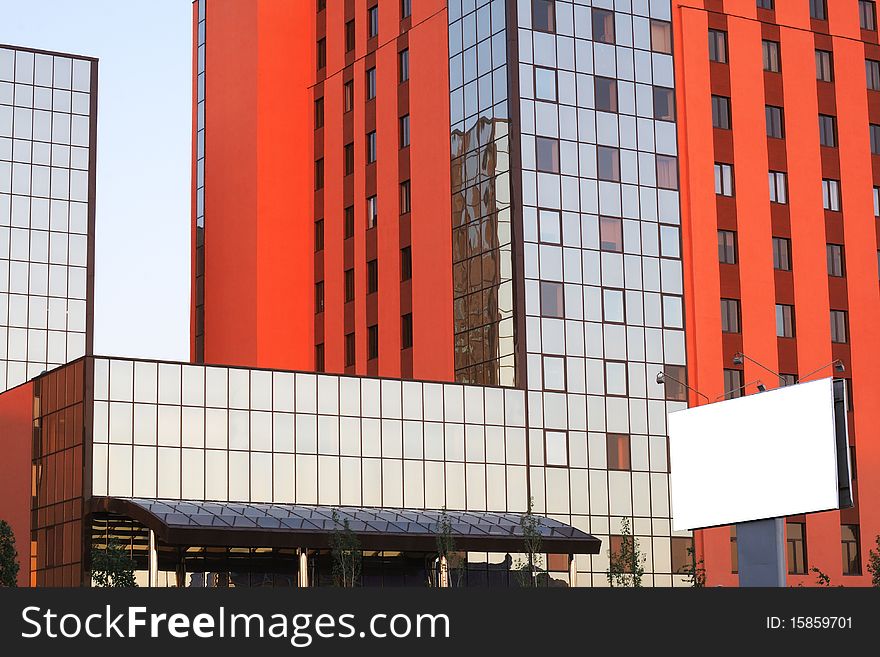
xmin=732 ymin=352 xmax=784 ymax=385
xmin=656 ymin=371 xmax=710 ymax=404
xmin=799 ymin=359 xmax=846 ymax=383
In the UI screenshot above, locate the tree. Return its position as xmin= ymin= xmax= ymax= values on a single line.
xmin=0 ymin=520 xmax=20 ymax=587
xmin=867 ymin=534 xmax=880 ymax=587
xmin=681 ymin=544 xmax=706 ymax=588
xmin=606 ymin=517 xmax=645 ymax=587
xmin=330 ymin=510 xmax=362 ymax=588
xmin=809 ymin=567 xmax=832 ymax=587
xmin=91 ymin=537 xmax=137 ymax=588
xmin=435 ymin=507 xmax=463 ymax=587
xmin=515 ymin=497 xmax=545 ymax=588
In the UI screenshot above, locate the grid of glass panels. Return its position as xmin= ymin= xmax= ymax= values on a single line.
xmin=91 ymin=357 xmax=532 ymax=514
xmin=194 ymin=0 xmax=206 ymax=361
xmin=515 ymin=0 xmax=688 ymax=586
xmin=449 ymin=0 xmax=516 ymax=387
xmin=0 ymin=47 xmax=92 ymax=391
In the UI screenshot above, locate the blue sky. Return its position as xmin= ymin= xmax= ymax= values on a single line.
xmin=0 ymin=0 xmax=193 ymax=360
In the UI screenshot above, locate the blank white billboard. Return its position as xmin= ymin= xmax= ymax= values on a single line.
xmin=668 ymin=378 xmax=843 ymax=531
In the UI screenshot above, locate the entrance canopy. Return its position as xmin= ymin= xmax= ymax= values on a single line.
xmin=89 ymin=497 xmax=600 ymax=554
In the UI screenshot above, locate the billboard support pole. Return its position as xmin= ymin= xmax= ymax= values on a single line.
xmin=736 ymin=518 xmax=786 ymax=587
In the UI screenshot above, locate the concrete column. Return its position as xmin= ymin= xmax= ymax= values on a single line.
xmin=736 ymin=518 xmax=786 ymax=587
xmin=298 ymin=549 xmax=309 ymax=588
xmin=439 ymin=556 xmax=449 ymax=588
xmin=148 ymin=530 xmax=159 ymax=588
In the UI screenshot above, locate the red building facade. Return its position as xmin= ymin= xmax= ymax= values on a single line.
xmin=192 ymin=0 xmax=454 ymax=383
xmin=674 ymin=0 xmax=880 ymax=585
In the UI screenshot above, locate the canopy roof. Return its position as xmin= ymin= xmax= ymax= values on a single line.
xmin=89 ymin=497 xmax=601 ymax=554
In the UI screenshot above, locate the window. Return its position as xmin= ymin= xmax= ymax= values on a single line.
xmin=540 ymin=281 xmax=564 ymax=318
xmin=842 ymin=525 xmax=862 ymax=575
xmin=776 ymin=304 xmax=795 ymax=338
xmin=315 ymin=219 xmax=324 ymax=252
xmin=401 ymin=314 xmax=413 ymax=349
xmin=861 ymin=1 xmax=877 ymax=30
xmin=315 ymin=97 xmax=324 ymax=128
xmin=724 ymin=368 xmax=744 ymax=399
xmin=875 ymin=187 xmax=880 ymax=216
xmin=344 ymin=205 xmax=355 ymax=239
xmin=712 ymin=95 xmax=731 ymax=129
xmin=399 ymin=48 xmax=409 ymax=82
xmin=593 ymin=8 xmax=615 ymax=43
xmin=662 ymin=365 xmax=688 ymax=402
xmin=816 ymin=50 xmax=833 ymax=82
xmin=653 ymin=87 xmax=675 ymax=121
xmin=708 ymin=29 xmax=727 ymax=63
xmin=401 ymin=246 xmax=412 ymax=281
xmin=532 ymin=0 xmax=556 ymax=33
xmin=400 ymin=180 xmax=411 ymax=214
xmin=366 ymin=131 xmax=377 ymax=164
xmin=344 ymin=80 xmax=354 ymax=112
xmin=368 ymin=325 xmax=379 ymax=360
xmin=606 ymin=434 xmax=631 ymax=471
xmin=535 ymin=66 xmax=557 ymax=101
xmin=715 ymin=163 xmax=734 ymax=196
xmin=315 ymin=343 xmax=325 ymax=373
xmin=831 ymin=310 xmax=848 ymax=343
xmin=344 ymin=268 xmax=355 ymax=303
xmin=765 ymin=105 xmax=784 ymax=138
xmin=819 ymin=114 xmax=837 ymax=147
xmin=544 ymin=430 xmax=568 ymax=464
xmin=721 ymin=298 xmax=741 ymax=333
xmin=773 ymin=237 xmax=792 ymax=271
xmin=718 ymin=230 xmax=737 ymax=264
xmin=871 ymin=124 xmax=880 ymax=154
xmin=599 ymin=216 xmax=623 ymax=252
xmin=367 ymin=195 xmax=378 ymax=228
xmin=762 ymin=40 xmax=780 ymax=72
xmin=315 ymin=281 xmax=324 ymax=313
xmin=315 ymin=158 xmax=324 ymax=189
xmin=869 ymin=59 xmax=880 ymax=90
xmin=595 ymin=76 xmax=617 ymax=112
xmin=401 ymin=0 xmax=412 ymax=20
xmin=598 ymin=146 xmax=620 ymax=181
xmin=810 ymin=0 xmax=827 ymax=20
xmin=345 ymin=333 xmax=356 ymax=367
xmin=786 ymin=522 xmax=807 ymax=575
xmin=671 ymin=537 xmax=694 ymax=575
xmin=367 ymin=259 xmax=378 ymax=294
xmin=368 ymin=5 xmax=379 ymax=38
xmin=656 ymin=156 xmax=678 ymax=190
xmin=317 ymin=0 xmax=326 ymax=10
xmin=756 ymin=0 xmax=774 ymax=8
xmin=822 ymin=179 xmax=841 ymax=211
xmin=768 ymin=171 xmax=787 ymax=204
xmin=651 ymin=20 xmax=673 ymax=54
xmin=731 ymin=527 xmax=738 ymax=574
xmin=536 ymin=137 xmax=560 ymax=173
xmin=344 ymin=143 xmax=354 ymax=175
xmin=317 ymin=38 xmax=326 ymax=70
xmin=345 ymin=20 xmax=356 ymax=53
xmin=366 ymin=67 xmax=377 ymax=99
xmin=827 ymin=244 xmax=845 ymax=277
xmin=539 ymin=209 xmax=562 ymax=244
xmin=400 ymin=114 xmax=410 ymax=148
xmin=780 ymin=373 xmax=797 ymax=387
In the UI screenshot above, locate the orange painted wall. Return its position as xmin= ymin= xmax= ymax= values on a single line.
xmin=409 ymin=3 xmax=455 ymax=380
xmin=0 ymin=382 xmax=35 ymax=587
xmin=194 ymin=0 xmax=453 ymax=381
xmin=674 ymin=0 xmax=880 ymax=586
